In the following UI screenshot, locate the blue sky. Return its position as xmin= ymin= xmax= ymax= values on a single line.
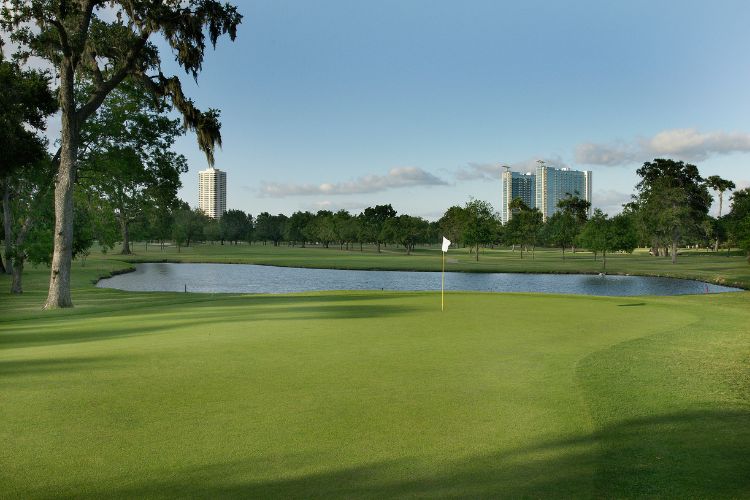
xmin=159 ymin=1 xmax=750 ymax=218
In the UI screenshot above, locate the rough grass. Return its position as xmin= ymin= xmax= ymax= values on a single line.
xmin=1 ymin=259 xmax=748 ymax=498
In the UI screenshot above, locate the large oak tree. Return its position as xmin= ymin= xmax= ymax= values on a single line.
xmin=1 ymin=0 xmax=241 ymax=308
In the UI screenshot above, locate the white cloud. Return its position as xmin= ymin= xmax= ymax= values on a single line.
xmin=645 ymin=129 xmax=750 ymax=160
xmin=575 ymin=142 xmax=637 ymax=166
xmin=260 ymin=166 xmax=449 ymax=198
xmin=576 ymin=128 xmax=750 ymax=166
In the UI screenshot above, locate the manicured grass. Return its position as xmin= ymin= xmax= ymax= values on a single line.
xmin=1 ymin=260 xmax=748 ymax=497
xmin=103 ymin=241 xmax=750 ymax=289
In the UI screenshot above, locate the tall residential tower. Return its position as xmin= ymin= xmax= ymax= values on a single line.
xmin=500 ymin=162 xmax=592 ymax=223
xmin=500 ymin=168 xmax=536 ymax=224
xmin=535 ymin=163 xmax=592 ymax=221
xmin=198 ymin=166 xmax=227 ymax=219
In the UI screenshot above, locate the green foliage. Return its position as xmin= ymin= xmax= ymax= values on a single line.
xmin=633 ymin=159 xmax=712 ymax=262
xmin=255 ymin=212 xmax=287 ymax=246
xmin=78 ymin=78 xmax=188 ymax=253
xmin=577 ymin=209 xmax=637 ymax=269
xmin=505 ymin=207 xmax=543 ymax=258
xmin=438 ymin=205 xmax=467 ymax=248
xmin=383 ymin=215 xmax=430 ymax=254
xmin=542 ymin=211 xmax=577 ymax=260
xmin=463 ymin=199 xmax=498 ymax=261
xmin=0 ymin=56 xmax=57 ymax=177
xmin=172 ymin=207 xmax=209 ymax=249
xmin=726 ymin=188 xmax=750 ymax=261
xmin=285 ymin=211 xmax=314 ymax=246
xmin=219 ymin=209 xmax=251 ymax=244
xmin=362 ymin=204 xmax=397 ymax=251
xmin=2 ymin=0 xmax=242 ymax=166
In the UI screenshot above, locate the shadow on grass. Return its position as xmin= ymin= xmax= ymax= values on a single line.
xmin=0 ymin=356 xmax=121 ymax=380
xmin=66 ymin=409 xmax=748 ymax=499
xmin=1 ymin=294 xmax=421 ymax=349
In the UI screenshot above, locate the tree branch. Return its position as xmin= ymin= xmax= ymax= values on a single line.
xmin=76 ymin=29 xmax=151 ymax=121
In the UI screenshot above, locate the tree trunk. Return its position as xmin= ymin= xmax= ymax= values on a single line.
xmin=603 ymin=251 xmax=607 ymax=270
xmin=44 ymin=66 xmax=78 ymax=309
xmin=10 ymin=256 xmax=24 ymax=294
xmin=475 ymin=243 xmax=479 ymax=261
xmin=120 ymin=218 xmax=131 ymax=254
xmin=3 ymin=180 xmax=13 ymax=275
xmin=671 ymin=241 xmax=677 ymax=264
xmin=377 ymin=241 xmax=381 ymax=253
xmin=562 ymin=246 xmax=565 ymax=261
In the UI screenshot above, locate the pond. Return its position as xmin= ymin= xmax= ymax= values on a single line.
xmin=96 ymin=263 xmax=742 ymax=296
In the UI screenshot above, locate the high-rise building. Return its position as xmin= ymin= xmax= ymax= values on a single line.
xmin=198 ymin=166 xmax=227 ymax=219
xmin=534 ymin=164 xmax=591 ymax=221
xmin=500 ymin=168 xmax=536 ymax=224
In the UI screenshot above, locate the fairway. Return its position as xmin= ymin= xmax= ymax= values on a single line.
xmin=1 ymin=260 xmax=749 ymax=498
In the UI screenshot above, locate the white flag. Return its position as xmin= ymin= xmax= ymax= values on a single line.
xmin=442 ymin=236 xmax=451 ymax=252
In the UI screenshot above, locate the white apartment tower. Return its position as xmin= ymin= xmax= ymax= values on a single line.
xmin=534 ymin=164 xmax=592 ymax=221
xmin=198 ymin=166 xmax=227 ymax=219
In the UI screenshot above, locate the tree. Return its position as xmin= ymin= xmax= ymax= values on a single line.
xmin=332 ymin=210 xmax=353 ymax=250
xmin=254 ymin=212 xmax=273 ymax=245
xmin=578 ymin=209 xmax=637 ymax=270
xmin=78 ymin=79 xmax=188 ymax=254
xmin=308 ymin=211 xmax=336 ymax=248
xmin=578 ymin=209 xmax=608 ymax=262
xmin=338 ymin=214 xmax=361 ymax=251
xmin=0 ymin=55 xmax=57 ymax=275
xmin=254 ymin=213 xmax=287 ymax=246
xmin=726 ymin=188 xmax=750 ymax=262
xmin=203 ymin=218 xmax=220 ymax=244
xmin=463 ymin=199 xmax=497 ymax=261
xmin=362 ymin=204 xmax=396 ymax=252
xmin=382 ymin=215 xmax=429 ymax=255
xmin=543 ymin=211 xmax=577 ymax=260
xmin=220 ymin=209 xmax=250 ymax=244
xmin=634 ymin=159 xmax=711 ymax=263
xmin=705 ymin=175 xmax=736 ymax=251
xmin=2 ymin=1 xmax=241 ymax=308
xmin=172 ymin=206 xmax=207 ymax=251
xmin=438 ymin=205 xmax=467 ymax=248
xmin=556 ymin=194 xmax=591 ymax=253
xmin=285 ymin=211 xmax=313 ymax=247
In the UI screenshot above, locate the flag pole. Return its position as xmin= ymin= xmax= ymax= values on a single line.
xmin=441 ymin=250 xmax=445 ymax=312
xmin=440 ymin=236 xmax=450 ymax=312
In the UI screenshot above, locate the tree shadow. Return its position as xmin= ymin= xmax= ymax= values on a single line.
xmin=0 ymin=294 xmax=421 ymax=349
xmin=61 ymin=409 xmax=749 ymax=499
xmin=0 ymin=356 xmax=122 ymax=381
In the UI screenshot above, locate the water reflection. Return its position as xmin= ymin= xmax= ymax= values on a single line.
xmin=97 ymin=263 xmax=742 ymax=296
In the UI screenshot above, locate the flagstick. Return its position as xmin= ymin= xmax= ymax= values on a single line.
xmin=441 ymin=250 xmax=445 ymax=312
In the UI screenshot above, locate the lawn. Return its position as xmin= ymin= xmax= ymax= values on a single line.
xmin=1 ymin=257 xmax=748 ymax=498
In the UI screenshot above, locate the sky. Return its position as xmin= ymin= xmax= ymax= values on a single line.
xmin=11 ymin=0 xmax=750 ymax=219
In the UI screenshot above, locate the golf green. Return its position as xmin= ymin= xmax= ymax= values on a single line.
xmin=1 ymin=260 xmax=748 ymax=497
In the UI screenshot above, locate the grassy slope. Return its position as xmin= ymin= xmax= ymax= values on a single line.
xmin=1 ymin=260 xmax=748 ymax=498
xmin=104 ymin=242 xmax=750 ymax=289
